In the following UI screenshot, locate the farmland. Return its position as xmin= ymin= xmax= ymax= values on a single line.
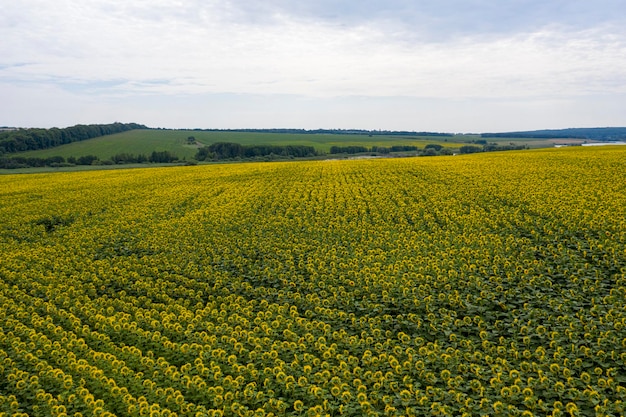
xmin=13 ymin=129 xmax=470 ymax=161
xmin=0 ymin=146 xmax=625 ymax=416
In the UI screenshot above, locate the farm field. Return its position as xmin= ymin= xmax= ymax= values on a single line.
xmin=14 ymin=129 xmax=472 ymax=161
xmin=0 ymin=146 xmax=625 ymax=416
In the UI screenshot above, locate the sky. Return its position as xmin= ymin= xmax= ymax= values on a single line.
xmin=1 ymin=0 xmax=626 ymax=132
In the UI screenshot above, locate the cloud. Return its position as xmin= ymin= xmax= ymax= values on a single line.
xmin=1 ymin=0 xmax=625 ymax=129
xmin=215 ymin=0 xmax=626 ymax=39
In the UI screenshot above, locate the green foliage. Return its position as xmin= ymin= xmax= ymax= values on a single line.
xmin=0 ymin=155 xmax=68 ymax=169
xmin=149 ymin=150 xmax=178 ymax=163
xmin=460 ymin=144 xmax=528 ymax=154
xmin=110 ymin=153 xmax=148 ymax=164
xmin=76 ymin=155 xmax=99 ymax=165
xmin=0 ymin=123 xmax=146 ymax=154
xmin=329 ymin=145 xmax=370 ymax=154
xmin=195 ymin=142 xmax=317 ymax=160
xmin=460 ymin=145 xmax=483 ymax=154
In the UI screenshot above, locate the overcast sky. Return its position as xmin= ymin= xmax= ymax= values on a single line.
xmin=2 ymin=0 xmax=626 ymax=132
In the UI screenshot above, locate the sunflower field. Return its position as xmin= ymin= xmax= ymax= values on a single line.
xmin=0 ymin=146 xmax=625 ymax=417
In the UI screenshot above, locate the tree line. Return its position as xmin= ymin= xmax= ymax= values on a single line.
xmin=0 ymin=122 xmax=147 ymax=154
xmin=481 ymin=127 xmax=626 ymax=141
xmin=459 ymin=143 xmax=527 ymax=154
xmin=195 ymin=142 xmax=318 ymax=160
xmin=0 ymin=151 xmax=178 ymax=169
xmin=330 ymin=144 xmax=423 ymax=154
xmin=330 ymin=144 xmax=455 ymax=156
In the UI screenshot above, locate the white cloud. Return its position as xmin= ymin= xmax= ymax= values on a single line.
xmin=1 ymin=0 xmax=625 ymax=129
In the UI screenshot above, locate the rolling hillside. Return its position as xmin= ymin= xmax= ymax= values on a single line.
xmin=481 ymin=127 xmax=626 ymax=140
xmin=7 ymin=125 xmax=622 ymax=171
xmin=13 ymin=129 xmax=471 ymax=160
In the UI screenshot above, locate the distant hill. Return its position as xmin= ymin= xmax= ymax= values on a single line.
xmin=481 ymin=127 xmax=626 ymax=141
xmin=5 ymin=123 xmax=626 ymax=170
xmin=1 ymin=128 xmax=476 ymax=169
xmin=185 ymin=128 xmax=454 ymax=137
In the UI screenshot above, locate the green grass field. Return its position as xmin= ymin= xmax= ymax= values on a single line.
xmin=15 ymin=129 xmax=478 ymax=160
